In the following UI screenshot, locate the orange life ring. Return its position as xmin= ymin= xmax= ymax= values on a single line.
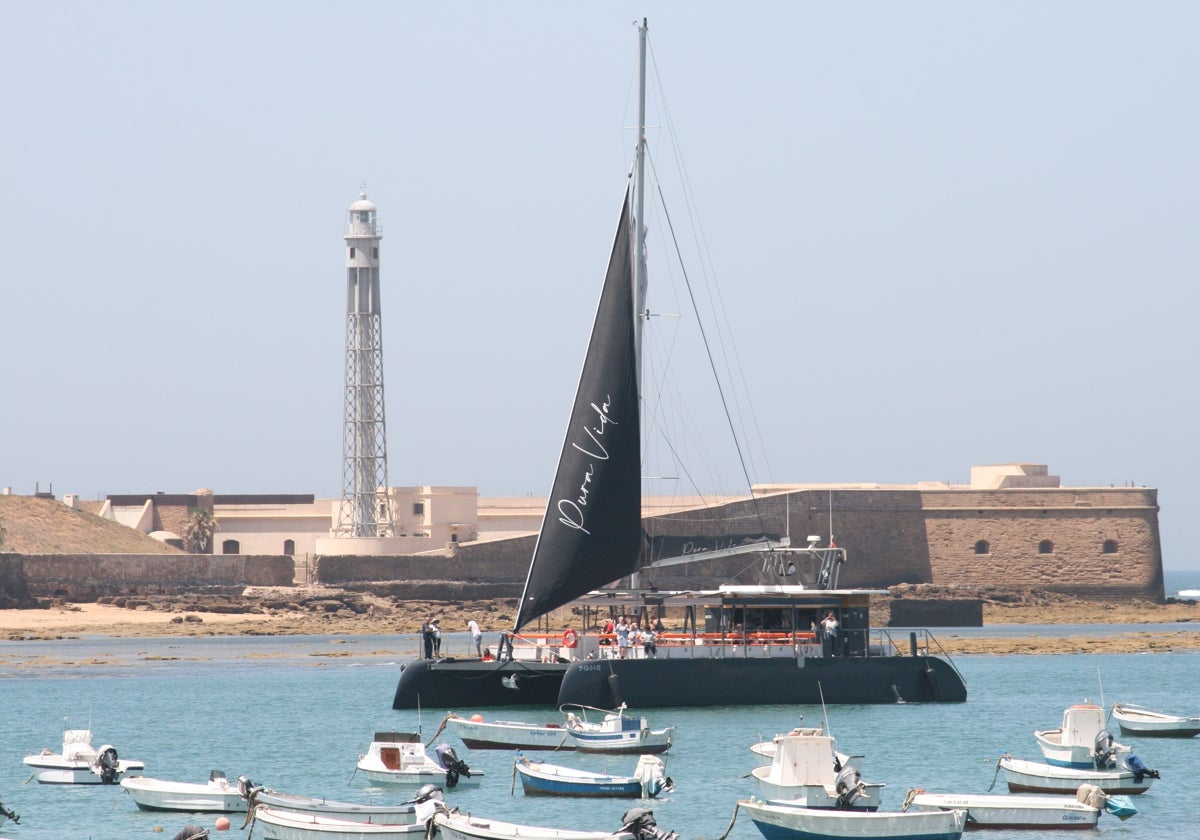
xmin=562 ymin=628 xmax=579 ymax=648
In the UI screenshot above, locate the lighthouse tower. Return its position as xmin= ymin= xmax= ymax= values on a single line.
xmin=334 ymin=190 xmax=396 ymax=537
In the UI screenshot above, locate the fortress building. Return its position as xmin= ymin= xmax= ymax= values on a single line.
xmin=85 ymin=463 xmax=1164 ymax=602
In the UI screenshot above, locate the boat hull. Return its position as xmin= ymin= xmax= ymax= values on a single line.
xmin=252 ymin=790 xmax=421 ymax=822
xmin=998 ymin=758 xmax=1154 ymax=796
xmin=516 ymin=764 xmax=645 ymax=798
xmin=557 ymin=656 xmax=966 ymax=708
xmin=23 ymin=758 xmax=144 ymax=785
xmin=393 ymin=659 xmax=566 ymax=709
xmin=570 ymin=728 xmax=673 ymax=755
xmin=120 ymin=777 xmax=249 ymax=812
xmin=908 ymin=793 xmax=1100 ymax=830
xmin=254 ymin=806 xmax=429 ymax=840
xmin=355 ymin=767 xmax=484 ymax=789
xmin=741 ymin=800 xmax=965 ymax=840
xmin=1112 ymin=703 xmax=1200 ymax=737
xmin=447 ymin=718 xmax=575 ymax=751
xmin=435 ymin=811 xmax=632 ymax=840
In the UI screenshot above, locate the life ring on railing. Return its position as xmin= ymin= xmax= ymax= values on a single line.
xmin=562 ymin=628 xmax=579 ymax=648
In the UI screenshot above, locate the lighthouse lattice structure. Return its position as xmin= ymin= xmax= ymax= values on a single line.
xmin=335 ymin=190 xmax=396 ymax=537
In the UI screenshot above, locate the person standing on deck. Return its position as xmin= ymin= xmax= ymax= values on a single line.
xmin=467 ymin=619 xmax=482 ymax=657
xmin=431 ymin=618 xmax=442 ymax=657
xmin=615 ymin=615 xmax=631 ymax=659
xmin=421 ymin=616 xmax=435 ymax=659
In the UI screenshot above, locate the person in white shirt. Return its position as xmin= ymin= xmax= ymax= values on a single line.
xmin=467 ymin=619 xmax=482 ymax=656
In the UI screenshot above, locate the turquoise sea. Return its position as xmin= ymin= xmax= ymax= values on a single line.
xmin=2 ymin=630 xmax=1199 ymax=840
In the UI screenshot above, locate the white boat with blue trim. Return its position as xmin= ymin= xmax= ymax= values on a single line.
xmin=563 ymin=705 xmax=674 ymax=755
xmin=740 ymin=798 xmax=965 ymax=840
xmin=1033 ymin=703 xmax=1130 ymax=768
xmin=750 ymin=732 xmax=882 ymax=810
xmin=903 ymin=783 xmax=1137 ymax=830
xmin=997 ymin=755 xmax=1158 ymax=795
xmin=514 ymin=754 xmax=672 ymax=798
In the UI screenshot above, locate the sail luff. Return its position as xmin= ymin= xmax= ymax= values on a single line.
xmin=514 ymin=189 xmax=642 ymax=631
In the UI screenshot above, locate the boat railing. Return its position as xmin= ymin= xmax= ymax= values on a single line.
xmin=867 ymin=627 xmax=966 ymax=679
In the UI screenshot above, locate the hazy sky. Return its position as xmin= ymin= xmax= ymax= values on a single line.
xmin=2 ymin=3 xmax=1196 ymax=570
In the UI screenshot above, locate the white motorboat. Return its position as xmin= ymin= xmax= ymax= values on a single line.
xmin=22 ymin=728 xmax=144 ymax=785
xmin=121 ymin=770 xmax=249 ymax=812
xmin=750 ymin=727 xmax=861 ymax=772
xmin=903 ymin=783 xmax=1138 ymax=830
xmin=515 ymin=754 xmax=672 ymax=798
xmin=1112 ymin=702 xmax=1200 ymax=737
xmin=444 ymin=713 xmax=575 ymax=751
xmin=252 ymin=806 xmax=431 ymax=840
xmin=356 ymin=732 xmax=482 ymax=789
xmin=740 ymin=798 xmax=965 ymax=840
xmin=1033 ymin=702 xmax=1130 ymax=768
xmin=563 ymin=705 xmax=674 ymax=754
xmin=433 ymin=806 xmax=675 ymax=840
xmin=997 ymin=755 xmax=1158 ymax=795
xmin=751 ymin=732 xmax=882 ymax=810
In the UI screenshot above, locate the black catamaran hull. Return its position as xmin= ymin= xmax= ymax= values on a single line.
xmin=392 ymin=659 xmax=566 ymax=709
xmin=393 ymin=654 xmax=966 ymax=709
xmin=557 ymin=656 xmax=967 ymax=707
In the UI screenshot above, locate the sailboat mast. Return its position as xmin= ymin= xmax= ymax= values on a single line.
xmin=633 ymin=18 xmax=648 ymax=391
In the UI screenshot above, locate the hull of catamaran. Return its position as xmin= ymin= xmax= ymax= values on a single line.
xmin=394 ymin=651 xmax=965 ymax=710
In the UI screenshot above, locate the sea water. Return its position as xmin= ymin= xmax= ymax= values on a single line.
xmin=2 ymin=633 xmax=1198 ymax=840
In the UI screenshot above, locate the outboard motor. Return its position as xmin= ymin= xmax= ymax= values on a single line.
xmin=406 ymin=783 xmax=445 ymax=805
xmin=1124 ymin=754 xmax=1160 ymax=783
xmin=1093 ymin=730 xmax=1117 ymax=768
xmin=835 ymin=766 xmax=864 ymax=809
xmin=620 ymin=808 xmax=678 ymax=840
xmin=433 ymin=743 xmax=471 ymax=789
xmin=0 ymin=799 xmax=20 ymax=826
xmin=97 ymin=746 xmax=120 ymax=784
xmin=170 ymin=826 xmax=209 ymax=840
xmin=236 ymin=775 xmax=263 ymax=803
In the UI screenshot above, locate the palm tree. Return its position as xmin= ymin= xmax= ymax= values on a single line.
xmin=182 ymin=508 xmax=217 ymax=554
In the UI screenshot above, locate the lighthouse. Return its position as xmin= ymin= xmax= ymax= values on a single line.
xmin=334 ymin=190 xmax=396 ymax=537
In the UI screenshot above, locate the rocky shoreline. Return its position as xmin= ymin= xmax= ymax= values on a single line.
xmin=2 ymin=585 xmax=1197 ymax=656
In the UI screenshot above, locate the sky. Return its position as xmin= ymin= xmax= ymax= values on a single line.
xmin=1 ymin=3 xmax=1197 ymax=569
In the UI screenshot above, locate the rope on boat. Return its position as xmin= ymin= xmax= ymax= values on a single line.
xmin=426 ymin=713 xmax=456 ymax=748
xmin=987 ymin=753 xmax=1010 ymax=792
xmin=706 ymin=800 xmax=742 ymax=840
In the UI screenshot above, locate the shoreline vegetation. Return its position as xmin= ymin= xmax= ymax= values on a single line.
xmin=1 ymin=586 xmax=1197 ymax=657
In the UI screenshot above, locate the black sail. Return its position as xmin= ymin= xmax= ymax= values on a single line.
xmin=515 ymin=191 xmax=642 ymax=630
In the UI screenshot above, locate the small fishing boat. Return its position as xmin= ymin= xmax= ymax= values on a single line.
xmin=563 ymin=705 xmax=674 ymax=754
xmin=444 ymin=713 xmax=575 ymax=751
xmin=740 ymin=798 xmax=965 ymax=840
xmin=514 ymin=754 xmax=672 ymax=798
xmin=903 ymin=783 xmax=1137 ymax=830
xmin=252 ymin=806 xmax=431 ymax=839
xmin=356 ymin=733 xmax=482 ymax=789
xmin=997 ymin=755 xmax=1158 ymax=795
xmin=22 ymin=728 xmax=144 ymax=785
xmin=750 ymin=728 xmax=861 ymax=772
xmin=433 ymin=805 xmax=676 ymax=840
xmin=1112 ymin=702 xmax=1200 ymax=737
xmin=244 ymin=780 xmax=444 ymax=823
xmin=121 ymin=771 xmax=249 ymax=812
xmin=750 ymin=732 xmax=882 ymax=810
xmin=1033 ymin=702 xmax=1130 ymax=768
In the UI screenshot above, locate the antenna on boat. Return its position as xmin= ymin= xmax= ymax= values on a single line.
xmin=1097 ymin=665 xmax=1107 ymax=718
xmin=818 ymin=682 xmax=831 ymax=737
xmin=827 ymin=491 xmax=835 ymax=548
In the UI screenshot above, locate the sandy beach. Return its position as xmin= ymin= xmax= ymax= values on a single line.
xmin=1 ymin=595 xmax=1197 ymax=656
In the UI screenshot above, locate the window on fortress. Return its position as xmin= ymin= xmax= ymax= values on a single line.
xmin=974 ymin=540 xmax=990 ymax=555
xmin=1038 ymin=539 xmax=1054 ymax=554
xmin=222 ymin=539 xmax=240 ymax=554
xmin=413 ymin=502 xmax=425 ymax=516
xmin=349 ymin=247 xmax=356 ymax=258
xmin=1102 ymin=539 xmax=1119 ymax=554
xmin=283 ymin=539 xmax=295 ymax=555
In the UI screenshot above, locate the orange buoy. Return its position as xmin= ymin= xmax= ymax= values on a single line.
xmin=215 ymin=816 xmax=231 ymax=831
xmin=471 ymin=713 xmax=484 ymax=722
